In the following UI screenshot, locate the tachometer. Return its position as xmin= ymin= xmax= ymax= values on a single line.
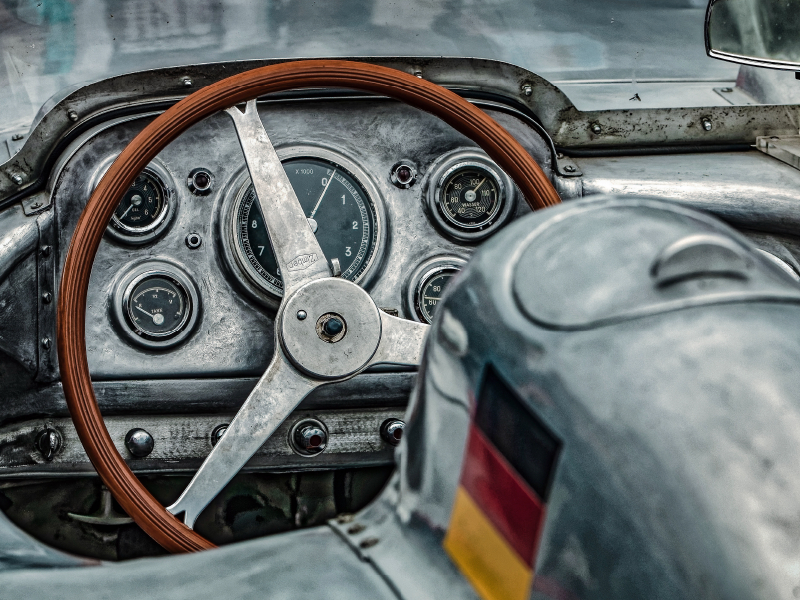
xmin=233 ymin=156 xmax=379 ymax=297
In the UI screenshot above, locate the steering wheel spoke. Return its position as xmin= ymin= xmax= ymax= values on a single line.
xmin=167 ymin=348 xmax=319 ymax=528
xmin=369 ymin=311 xmax=429 ymax=367
xmin=226 ymin=99 xmax=331 ymax=296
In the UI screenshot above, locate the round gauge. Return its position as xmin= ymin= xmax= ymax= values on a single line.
xmin=234 ymin=156 xmax=379 ymax=297
xmin=125 ymin=273 xmax=191 ymax=340
xmin=406 ymin=256 xmax=467 ymax=324
xmin=417 ymin=268 xmax=459 ymax=323
xmin=426 ymin=151 xmax=517 ymax=243
xmin=112 ymin=171 xmax=168 ymax=233
xmin=439 ymin=165 xmax=501 ymax=229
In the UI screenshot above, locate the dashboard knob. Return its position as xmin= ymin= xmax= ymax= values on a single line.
xmin=125 ymin=428 xmax=155 ymax=458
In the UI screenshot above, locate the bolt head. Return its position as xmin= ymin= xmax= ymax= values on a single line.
xmin=125 ymin=428 xmax=154 ymax=458
xmin=323 ymin=317 xmax=344 ymax=337
xmin=591 ymin=123 xmax=602 ymax=135
xmin=564 ymin=165 xmax=576 ymax=173
xmin=702 ymin=118 xmax=713 ymax=131
xmin=522 ymin=84 xmax=533 ymax=96
xmin=42 ymin=292 xmax=52 ymax=304
xmin=67 ymin=110 xmax=78 ymax=122
xmin=11 ymin=174 xmax=23 ymax=185
xmin=41 ymin=337 xmax=51 ymax=350
xmin=183 ymin=78 xmax=193 ymax=87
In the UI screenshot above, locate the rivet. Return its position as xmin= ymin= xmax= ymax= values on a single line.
xmin=702 ymin=118 xmax=713 ymax=131
xmin=11 ymin=133 xmax=23 ymax=141
xmin=41 ymin=337 xmax=51 ymax=350
xmin=10 ymin=173 xmax=23 ymax=185
xmin=591 ymin=123 xmax=602 ymax=135
xmin=336 ymin=513 xmax=354 ymax=524
xmin=183 ymin=77 xmax=193 ymax=87
xmin=297 ymin=310 xmax=307 ymax=320
xmin=770 ymin=136 xmax=780 ymax=141
xmin=522 ymin=84 xmax=533 ymax=96
xmin=721 ymin=87 xmax=733 ymax=93
xmin=185 ymin=233 xmax=202 ymax=249
xmin=67 ymin=110 xmax=78 ymax=122
xmin=41 ymin=245 xmax=52 ymax=258
xmin=347 ymin=523 xmax=366 ymax=535
xmin=564 ymin=165 xmax=577 ymax=173
xmin=42 ymin=292 xmax=52 ymax=304
xmin=359 ymin=537 xmax=380 ymax=549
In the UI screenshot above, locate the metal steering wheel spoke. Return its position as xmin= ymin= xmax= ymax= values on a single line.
xmin=167 ymin=348 xmax=319 ymax=528
xmin=369 ymin=311 xmax=429 ymax=367
xmin=226 ymin=99 xmax=331 ymax=296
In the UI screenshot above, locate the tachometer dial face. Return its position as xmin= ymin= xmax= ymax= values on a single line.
xmin=416 ymin=267 xmax=460 ymax=324
xmin=236 ymin=157 xmax=378 ymax=297
xmin=125 ymin=273 xmax=190 ymax=339
xmin=439 ymin=165 xmax=502 ymax=229
xmin=112 ymin=171 xmax=167 ymax=233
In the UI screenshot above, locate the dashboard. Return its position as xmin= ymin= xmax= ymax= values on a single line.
xmin=3 ymin=56 xmax=800 ymax=557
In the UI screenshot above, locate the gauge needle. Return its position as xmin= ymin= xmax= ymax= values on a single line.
xmin=134 ymin=304 xmax=157 ymax=322
xmin=472 ymin=177 xmax=487 ymax=192
xmin=308 ymin=170 xmax=336 ymax=220
xmin=118 ymin=202 xmax=135 ymax=220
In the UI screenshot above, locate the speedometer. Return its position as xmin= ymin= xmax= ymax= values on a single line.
xmin=231 ymin=156 xmax=380 ymax=298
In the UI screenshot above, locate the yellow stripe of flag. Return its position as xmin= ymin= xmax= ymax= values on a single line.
xmin=444 ymin=487 xmax=534 ymax=600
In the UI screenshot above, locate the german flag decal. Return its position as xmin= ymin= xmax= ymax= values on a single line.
xmin=444 ymin=367 xmax=561 ymax=600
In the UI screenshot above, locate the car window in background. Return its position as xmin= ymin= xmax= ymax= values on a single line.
xmin=0 ymin=0 xmax=737 ymax=134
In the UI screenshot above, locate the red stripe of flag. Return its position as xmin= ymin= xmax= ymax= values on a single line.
xmin=460 ymin=423 xmax=545 ymax=565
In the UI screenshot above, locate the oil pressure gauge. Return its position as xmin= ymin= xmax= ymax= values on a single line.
xmin=426 ymin=150 xmax=517 ymax=242
xmin=406 ymin=256 xmax=467 ymax=324
xmin=112 ymin=262 xmax=200 ymax=349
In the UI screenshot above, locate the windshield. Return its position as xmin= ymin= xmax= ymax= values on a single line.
xmin=0 ymin=0 xmax=737 ymax=135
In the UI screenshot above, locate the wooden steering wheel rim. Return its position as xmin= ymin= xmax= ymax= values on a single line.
xmin=56 ymin=59 xmax=562 ymax=554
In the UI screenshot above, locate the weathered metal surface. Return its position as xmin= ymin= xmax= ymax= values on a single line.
xmin=0 ymin=408 xmax=403 ymax=477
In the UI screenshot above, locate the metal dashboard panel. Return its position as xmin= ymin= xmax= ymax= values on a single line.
xmin=50 ymin=99 xmax=552 ymax=379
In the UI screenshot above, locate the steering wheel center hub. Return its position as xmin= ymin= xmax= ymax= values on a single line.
xmin=280 ymin=278 xmax=382 ymax=379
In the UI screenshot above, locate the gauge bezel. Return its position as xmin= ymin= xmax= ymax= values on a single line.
xmin=425 ymin=149 xmax=518 ymax=243
xmin=220 ymin=145 xmax=386 ymax=308
xmin=405 ymin=255 xmax=468 ymax=323
xmin=90 ymin=156 xmax=177 ymax=246
xmin=111 ymin=260 xmax=200 ymax=350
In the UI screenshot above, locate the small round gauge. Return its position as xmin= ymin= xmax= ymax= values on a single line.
xmin=112 ymin=171 xmax=168 ymax=233
xmin=426 ymin=151 xmax=517 ymax=243
xmin=406 ymin=256 xmax=467 ymax=324
xmin=124 ymin=272 xmax=191 ymax=340
xmin=439 ymin=165 xmax=501 ymax=229
xmin=234 ymin=156 xmax=379 ymax=297
xmin=417 ymin=268 xmax=459 ymax=323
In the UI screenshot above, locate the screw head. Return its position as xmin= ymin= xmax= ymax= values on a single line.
xmin=316 ymin=313 xmax=347 ymax=343
xmin=522 ymin=84 xmax=533 ymax=96
xmin=67 ymin=110 xmax=78 ymax=122
xmin=380 ymin=419 xmax=405 ymax=447
xmin=41 ymin=245 xmax=52 ymax=258
xmin=125 ymin=428 xmax=155 ymax=458
xmin=297 ymin=310 xmax=307 ymax=320
xmin=591 ymin=123 xmax=602 ymax=135
xmin=41 ymin=337 xmax=51 ymax=350
xmin=10 ymin=173 xmax=23 ymax=185
xmin=564 ymin=165 xmax=577 ymax=173
xmin=11 ymin=133 xmax=23 ymax=141
xmin=35 ymin=428 xmax=62 ymax=461
xmin=413 ymin=71 xmax=423 ymax=79
xmin=183 ymin=77 xmax=193 ymax=87
xmin=42 ymin=292 xmax=52 ymax=304
xmin=721 ymin=87 xmax=733 ymax=93
xmin=702 ymin=118 xmax=713 ymax=131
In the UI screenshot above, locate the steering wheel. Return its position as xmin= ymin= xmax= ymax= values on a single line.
xmin=57 ymin=60 xmax=562 ymax=553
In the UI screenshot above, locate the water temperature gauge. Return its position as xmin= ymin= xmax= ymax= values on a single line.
xmin=407 ymin=256 xmax=467 ymax=324
xmin=113 ymin=263 xmax=200 ymax=349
